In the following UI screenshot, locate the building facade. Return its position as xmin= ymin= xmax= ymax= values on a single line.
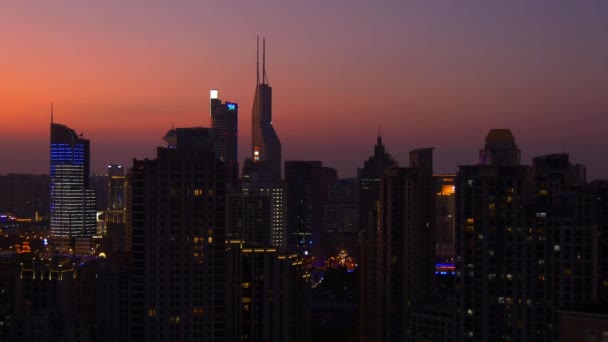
xmin=50 ymin=122 xmax=96 ymax=238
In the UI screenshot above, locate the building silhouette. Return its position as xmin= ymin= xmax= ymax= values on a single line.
xmin=127 ymin=127 xmax=227 ymax=341
xmin=285 ymin=161 xmax=336 ymax=264
xmin=210 ymin=89 xmax=239 ymax=187
xmin=358 ymin=134 xmax=399 ymax=341
xmin=251 ymin=37 xmax=281 ymax=180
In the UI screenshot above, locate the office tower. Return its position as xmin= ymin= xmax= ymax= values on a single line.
xmin=285 ymin=161 xmax=336 ymax=263
xmin=106 ymin=164 xmax=126 ymax=224
xmin=358 ymin=134 xmax=398 ymax=342
xmin=242 ymin=169 xmax=287 ymax=250
xmin=227 ymin=193 xmax=273 ymax=246
xmin=210 ymin=89 xmax=239 ymax=187
xmin=251 ymin=37 xmax=281 ymax=180
xmin=434 ymin=174 xmax=456 ymax=261
xmin=128 ymin=127 xmax=226 ymax=341
xmin=50 ymin=120 xmax=96 ymax=238
xmin=90 ymin=173 xmax=109 ymax=210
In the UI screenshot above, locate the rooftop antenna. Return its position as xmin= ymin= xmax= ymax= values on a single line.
xmin=263 ymin=37 xmax=267 ymax=84
xmin=256 ymin=36 xmax=260 ymax=85
xmin=51 ymin=102 xmax=54 ymax=124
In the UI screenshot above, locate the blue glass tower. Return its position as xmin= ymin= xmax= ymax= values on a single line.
xmin=50 ymin=122 xmax=96 ymax=237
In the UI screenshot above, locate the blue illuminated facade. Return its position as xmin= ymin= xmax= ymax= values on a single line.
xmin=50 ymin=123 xmax=96 ymax=238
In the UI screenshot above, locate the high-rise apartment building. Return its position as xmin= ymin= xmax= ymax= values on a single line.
xmin=456 ymin=131 xmax=596 ymax=341
xmin=360 ymin=148 xmax=435 ymax=341
xmin=251 ymin=37 xmax=281 ymax=180
xmin=50 ymin=121 xmax=96 ymax=238
xmin=435 ymin=174 xmax=456 ymax=261
xmin=128 ymin=127 xmax=227 ymax=341
xmin=358 ymin=134 xmax=399 ymax=342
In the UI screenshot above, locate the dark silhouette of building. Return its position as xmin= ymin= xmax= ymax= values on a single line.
xmin=227 ymin=193 xmax=273 ymax=247
xmin=0 ymin=174 xmax=49 ymax=219
xmin=50 ymin=120 xmax=96 ymax=238
xmin=251 ymin=37 xmax=281 ymax=180
xmin=360 ymin=148 xmax=435 ymax=341
xmin=358 ymin=133 xmax=398 ymax=342
xmin=127 ymin=127 xmax=227 ymax=341
xmin=456 ymin=131 xmax=596 ymax=341
xmin=285 ymin=161 xmax=336 ymax=263
xmin=434 ymin=174 xmax=456 ymax=261
xmin=210 ymin=89 xmax=239 ymax=187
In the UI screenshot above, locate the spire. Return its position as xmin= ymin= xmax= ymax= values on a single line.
xmin=256 ymin=35 xmax=260 ymax=85
xmin=262 ymin=37 xmax=268 ymax=84
xmin=51 ymin=102 xmax=54 ymax=124
xmin=377 ymin=125 xmax=382 ymax=145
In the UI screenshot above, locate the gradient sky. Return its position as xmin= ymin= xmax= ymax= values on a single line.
xmin=2 ymin=1 xmax=608 ymax=178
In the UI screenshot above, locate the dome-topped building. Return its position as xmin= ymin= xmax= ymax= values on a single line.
xmin=479 ymin=129 xmax=521 ymax=166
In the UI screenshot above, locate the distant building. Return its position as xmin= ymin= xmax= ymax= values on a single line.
xmin=285 ymin=161 xmax=336 ymax=263
xmin=358 ymin=134 xmax=398 ymax=342
xmin=210 ymin=89 xmax=239 ymax=188
xmin=50 ymin=122 xmax=96 ymax=238
xmin=106 ymin=164 xmax=126 ymax=224
xmin=434 ymin=174 xmax=456 ymax=261
xmin=251 ymin=37 xmax=281 ymax=180
xmin=323 ymin=178 xmax=359 ymax=261
xmin=227 ymin=193 xmax=273 ymax=247
xmin=242 ymin=178 xmax=286 ymax=250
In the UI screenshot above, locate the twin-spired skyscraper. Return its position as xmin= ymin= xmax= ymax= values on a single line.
xmin=251 ymin=36 xmax=282 ymax=180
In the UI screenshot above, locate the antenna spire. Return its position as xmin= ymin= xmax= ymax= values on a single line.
xmin=263 ymin=37 xmax=267 ymax=84
xmin=51 ymin=102 xmax=54 ymax=124
xmin=256 ymin=36 xmax=260 ymax=85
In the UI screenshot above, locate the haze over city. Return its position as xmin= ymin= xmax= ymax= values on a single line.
xmin=2 ymin=0 xmax=608 ymax=178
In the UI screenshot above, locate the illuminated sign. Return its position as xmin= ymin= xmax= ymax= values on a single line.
xmin=226 ymin=102 xmax=236 ymax=111
xmin=210 ymin=89 xmax=219 ymax=99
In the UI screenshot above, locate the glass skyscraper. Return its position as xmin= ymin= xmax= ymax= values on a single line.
xmin=50 ymin=122 xmax=96 ymax=237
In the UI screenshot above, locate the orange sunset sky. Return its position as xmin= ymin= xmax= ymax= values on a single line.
xmin=2 ymin=1 xmax=608 ymax=178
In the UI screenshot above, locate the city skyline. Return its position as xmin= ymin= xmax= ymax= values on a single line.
xmin=2 ymin=1 xmax=608 ymax=179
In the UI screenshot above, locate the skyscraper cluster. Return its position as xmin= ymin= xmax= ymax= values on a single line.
xmin=1 ymin=39 xmax=608 ymax=342
xmin=359 ymin=129 xmax=608 ymax=341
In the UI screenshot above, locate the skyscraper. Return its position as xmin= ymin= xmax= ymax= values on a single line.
xmin=50 ymin=118 xmax=96 ymax=238
xmin=360 ymin=148 xmax=435 ymax=341
xmin=210 ymin=89 xmax=239 ymax=187
xmin=285 ymin=161 xmax=336 ymax=263
xmin=128 ymin=127 xmax=227 ymax=341
xmin=251 ymin=37 xmax=281 ymax=180
xmin=106 ymin=164 xmax=126 ymax=224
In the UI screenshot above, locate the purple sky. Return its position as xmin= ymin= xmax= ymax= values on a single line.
xmin=1 ymin=1 xmax=607 ymax=178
